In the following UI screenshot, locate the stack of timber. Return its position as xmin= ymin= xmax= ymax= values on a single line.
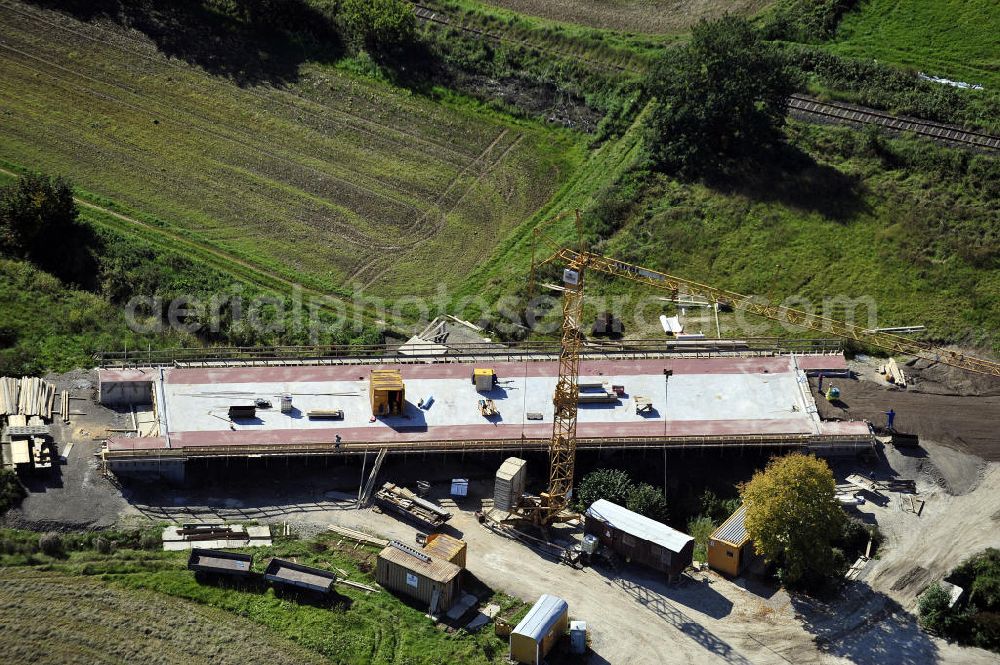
xmin=0 ymin=377 xmax=20 ymax=416
xmin=2 ymin=377 xmax=57 ymax=420
xmin=327 ymin=524 xmax=389 ymax=547
xmin=161 ymin=523 xmax=273 ymax=551
xmin=374 ymin=482 xmax=452 ymax=529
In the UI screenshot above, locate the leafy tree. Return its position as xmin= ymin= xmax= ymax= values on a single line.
xmin=337 ymin=0 xmax=415 ymax=52
xmin=626 ymin=482 xmax=669 ymax=523
xmin=0 ymin=174 xmax=96 ymax=286
xmin=741 ymin=453 xmax=844 ymax=587
xmin=0 ymin=174 xmax=76 ymax=257
xmin=576 ymin=468 xmax=634 ymax=509
xmin=644 ymin=15 xmax=797 ymax=176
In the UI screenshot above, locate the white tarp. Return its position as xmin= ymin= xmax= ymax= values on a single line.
xmin=660 ymin=315 xmax=683 ymax=335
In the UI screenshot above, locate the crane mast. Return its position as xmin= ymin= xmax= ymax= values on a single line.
xmin=530 ymin=237 xmax=998 ymax=526
xmin=540 ymin=255 xmax=586 ymax=522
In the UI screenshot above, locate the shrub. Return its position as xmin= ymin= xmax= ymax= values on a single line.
xmin=39 ymin=532 xmax=64 ymax=557
xmin=337 ymin=0 xmax=415 ymax=53
xmin=576 ymin=469 xmax=634 ymax=509
xmin=95 ymin=537 xmax=115 ymax=555
xmin=687 ymin=515 xmax=716 ymax=562
xmin=139 ymin=530 xmax=162 ymax=551
xmin=919 ymin=583 xmax=956 ymax=633
xmin=0 ymin=469 xmax=26 ymax=514
xmin=763 ymin=0 xmax=860 ymax=43
xmin=626 ymin=483 xmax=669 ymax=523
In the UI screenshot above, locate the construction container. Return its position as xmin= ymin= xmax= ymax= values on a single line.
xmin=510 ymin=594 xmax=569 ymax=665
xmin=569 ymin=620 xmax=587 ymax=654
xmin=450 ymin=478 xmax=468 ymax=496
xmin=264 ymin=558 xmax=336 ymax=594
xmin=370 ymin=369 xmax=405 ymax=417
xmin=187 ymin=548 xmax=253 ymax=578
xmin=376 ymin=540 xmax=461 ymax=614
xmin=473 ymin=368 xmax=496 ymax=392
xmin=494 ymin=457 xmax=527 ymax=512
xmin=707 ymin=505 xmax=754 ymax=577
xmin=422 ymin=533 xmax=467 ymax=568
xmin=228 ymin=405 xmax=256 ymax=420
xmin=585 ymin=499 xmax=694 ymax=578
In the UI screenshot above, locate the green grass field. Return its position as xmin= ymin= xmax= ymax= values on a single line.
xmin=828 ymin=0 xmax=1000 ymax=90
xmin=0 ymin=529 xmax=517 ymax=665
xmin=0 ymin=1 xmax=577 ymax=300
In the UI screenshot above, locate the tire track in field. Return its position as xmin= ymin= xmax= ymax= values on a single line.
xmin=345 ymin=127 xmax=515 ymax=284
xmin=0 ymin=51 xmax=393 ymax=264
xmin=0 ymin=33 xmax=423 ymax=246
xmin=0 ymin=165 xmax=368 ymax=320
xmin=352 ymin=132 xmax=527 ymax=289
xmin=0 ymin=0 xmax=486 ymax=167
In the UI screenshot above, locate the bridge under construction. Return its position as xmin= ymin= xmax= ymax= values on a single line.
xmin=99 ymin=348 xmax=872 ymax=482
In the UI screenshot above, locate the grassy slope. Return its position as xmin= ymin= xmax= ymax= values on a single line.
xmin=458 ymin=104 xmax=648 ymax=307
xmin=590 ymin=124 xmax=999 ymax=350
xmin=0 ymin=0 xmax=577 ymax=300
xmin=470 ymin=0 xmax=774 ymax=35
xmin=0 ymin=532 xmax=513 ymax=665
xmin=828 ymin=0 xmax=1000 ymax=89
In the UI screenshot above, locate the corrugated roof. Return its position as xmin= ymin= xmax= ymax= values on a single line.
xmin=423 ymin=533 xmax=465 ymax=561
xmin=586 ymin=499 xmax=694 ymax=554
xmin=371 ymin=369 xmax=404 ymax=390
xmin=513 ymin=594 xmax=568 ymax=642
xmin=710 ymin=504 xmax=749 ymax=547
xmin=378 ymin=543 xmax=461 ymax=583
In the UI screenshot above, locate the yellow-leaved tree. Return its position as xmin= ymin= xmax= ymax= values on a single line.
xmin=741 ymin=453 xmax=844 ymax=587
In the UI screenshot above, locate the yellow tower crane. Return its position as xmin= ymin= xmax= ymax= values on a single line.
xmin=526 ymin=212 xmax=1000 ymax=526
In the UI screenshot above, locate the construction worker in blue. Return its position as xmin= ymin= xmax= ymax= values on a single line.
xmin=885 ymin=408 xmax=896 ymax=431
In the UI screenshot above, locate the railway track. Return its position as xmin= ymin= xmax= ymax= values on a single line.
xmin=788 ymin=95 xmax=1000 ymax=151
xmin=411 ymin=2 xmax=1000 ymax=151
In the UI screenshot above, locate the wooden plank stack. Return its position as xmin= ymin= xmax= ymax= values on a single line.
xmin=0 ymin=377 xmax=57 ymax=420
xmin=0 ymin=377 xmax=20 ymax=416
xmin=60 ymin=390 xmax=70 ymax=424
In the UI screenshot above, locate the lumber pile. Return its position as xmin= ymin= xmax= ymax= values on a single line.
xmin=879 ymin=358 xmax=907 ymax=388
xmin=327 ymin=524 xmax=388 ymax=548
xmin=0 ymin=377 xmax=20 ymax=416
xmin=0 ymin=377 xmax=57 ymax=420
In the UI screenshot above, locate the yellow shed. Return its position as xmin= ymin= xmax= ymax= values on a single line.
xmin=510 ymin=594 xmax=568 ymax=665
xmin=707 ymin=504 xmax=754 ymax=577
xmin=369 ymin=369 xmax=405 ymax=417
xmin=422 ymin=533 xmax=467 ymax=569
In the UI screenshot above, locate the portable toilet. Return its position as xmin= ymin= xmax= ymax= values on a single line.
xmin=370 ymin=369 xmax=405 ymax=416
xmin=280 ymin=393 xmax=293 ymax=413
xmin=473 ymin=368 xmax=496 ymax=392
xmin=510 ymin=594 xmax=568 ymax=665
xmin=569 ymin=620 xmax=587 ymax=654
